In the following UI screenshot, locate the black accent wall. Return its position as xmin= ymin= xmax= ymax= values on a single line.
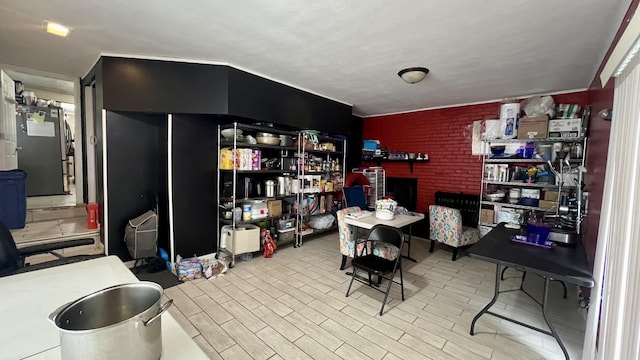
xmin=347 ymin=115 xmax=364 ymax=170
xmin=82 ymin=56 xmax=354 ymax=259
xmin=170 ymin=114 xmax=219 ymax=257
xmin=101 ymin=58 xmax=229 ymax=114
xmin=227 ymin=68 xmax=352 ymax=134
xmin=105 ymin=111 xmax=168 ymax=259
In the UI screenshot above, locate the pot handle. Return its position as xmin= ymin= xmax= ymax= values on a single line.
xmin=48 ymin=301 xmax=73 ymax=325
xmin=143 ymin=299 xmax=173 ymax=327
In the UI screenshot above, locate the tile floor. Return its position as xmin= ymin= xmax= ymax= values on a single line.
xmin=165 ymin=234 xmax=588 ymax=360
xmin=27 ymin=185 xmax=77 ymax=209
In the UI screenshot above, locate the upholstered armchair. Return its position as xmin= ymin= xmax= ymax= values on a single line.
xmin=428 ymin=205 xmax=480 ymax=261
xmin=337 ymin=207 xmax=399 ymax=270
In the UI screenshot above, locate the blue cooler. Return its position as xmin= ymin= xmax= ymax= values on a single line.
xmin=0 ymin=170 xmax=27 ymax=229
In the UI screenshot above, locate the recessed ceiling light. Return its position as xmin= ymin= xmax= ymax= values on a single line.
xmin=46 ymin=22 xmax=71 ymax=37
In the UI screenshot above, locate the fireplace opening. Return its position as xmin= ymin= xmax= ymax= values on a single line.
xmin=386 ymin=177 xmax=418 ymax=211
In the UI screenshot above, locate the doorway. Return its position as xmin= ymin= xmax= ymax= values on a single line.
xmin=4 ymin=70 xmax=81 ymax=209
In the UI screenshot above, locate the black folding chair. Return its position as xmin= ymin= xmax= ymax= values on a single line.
xmin=345 ymin=224 xmax=405 ymax=315
xmin=0 ymin=219 xmax=101 ymax=277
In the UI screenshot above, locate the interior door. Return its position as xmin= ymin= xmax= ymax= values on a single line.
xmin=0 ymin=70 xmax=17 ymax=170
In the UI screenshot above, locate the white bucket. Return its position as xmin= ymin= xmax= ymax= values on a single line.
xmin=500 ymin=103 xmax=520 ymax=139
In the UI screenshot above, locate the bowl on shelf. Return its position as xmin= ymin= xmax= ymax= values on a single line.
xmin=221 ymin=128 xmax=243 ymax=140
xmin=256 ymin=135 xmax=280 ymax=145
xmin=490 ymin=146 xmax=506 ymax=156
xmin=520 ymin=197 xmax=540 ymax=207
xmin=484 ymin=191 xmax=505 ymax=202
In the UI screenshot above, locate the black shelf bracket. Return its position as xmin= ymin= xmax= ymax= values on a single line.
xmin=365 ymin=158 xmax=430 ymax=173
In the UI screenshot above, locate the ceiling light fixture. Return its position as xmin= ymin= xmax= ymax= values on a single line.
xmin=398 ymin=67 xmax=429 ymax=84
xmin=46 ymin=22 xmax=71 ymax=37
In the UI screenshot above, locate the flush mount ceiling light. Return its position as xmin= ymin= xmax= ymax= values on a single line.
xmin=46 ymin=22 xmax=71 ymax=37
xmin=398 ymin=67 xmax=429 ymax=84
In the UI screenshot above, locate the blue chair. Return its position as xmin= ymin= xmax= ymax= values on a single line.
xmin=343 ymin=186 xmax=368 ymax=209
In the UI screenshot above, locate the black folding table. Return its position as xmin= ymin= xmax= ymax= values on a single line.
xmin=467 ymin=223 xmax=594 ymax=360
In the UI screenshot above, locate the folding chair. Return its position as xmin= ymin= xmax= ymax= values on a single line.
xmin=345 ymin=224 xmax=405 ymax=315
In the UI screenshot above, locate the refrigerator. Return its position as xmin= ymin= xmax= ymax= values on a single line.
xmin=15 ymin=105 xmax=66 ymax=196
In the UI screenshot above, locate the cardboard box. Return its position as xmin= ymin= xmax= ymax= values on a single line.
xmin=544 ymin=191 xmax=569 ymax=202
xmin=544 ymin=191 xmax=558 ymax=202
xmin=517 ymin=115 xmax=548 ymax=139
xmin=480 ymin=209 xmax=494 ymax=224
xmin=548 ymin=118 xmax=582 ymax=138
xmin=538 ymin=200 xmax=557 ymax=209
xmin=267 ymin=200 xmax=282 ymax=217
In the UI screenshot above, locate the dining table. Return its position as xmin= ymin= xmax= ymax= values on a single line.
xmin=0 ymin=255 xmax=209 ymax=360
xmin=344 ymin=211 xmax=425 ymax=262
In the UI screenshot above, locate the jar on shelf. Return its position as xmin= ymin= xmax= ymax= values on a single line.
xmin=497 ymin=164 xmax=509 ymax=182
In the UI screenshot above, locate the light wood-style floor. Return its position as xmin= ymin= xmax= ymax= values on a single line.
xmin=26 ymin=185 xmax=77 ymax=210
xmin=165 ymin=234 xmax=587 ymax=360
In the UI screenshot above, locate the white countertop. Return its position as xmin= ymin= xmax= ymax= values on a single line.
xmin=343 ymin=212 xmax=424 ymax=229
xmin=0 ymin=256 xmax=209 ymax=360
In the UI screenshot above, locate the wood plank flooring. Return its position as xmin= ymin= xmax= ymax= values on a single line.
xmin=167 ymin=234 xmax=588 ymax=360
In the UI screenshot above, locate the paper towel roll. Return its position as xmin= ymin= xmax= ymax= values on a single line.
xmin=500 ymin=103 xmax=520 ymax=139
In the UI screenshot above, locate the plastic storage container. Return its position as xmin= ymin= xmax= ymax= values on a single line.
xmin=0 ymin=170 xmax=27 ymax=229
xmin=221 ymin=224 xmax=260 ymax=254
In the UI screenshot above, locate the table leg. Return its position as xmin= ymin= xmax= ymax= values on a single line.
xmin=470 ymin=263 xmax=501 ymax=335
xmin=401 ymin=224 xmax=417 ymax=262
xmin=542 ymin=277 xmax=570 ymax=360
xmin=470 ymin=265 xmax=570 ymax=360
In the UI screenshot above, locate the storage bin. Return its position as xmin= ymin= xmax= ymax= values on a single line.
xmin=277 ymin=228 xmax=295 ymax=243
xmin=0 ymin=170 xmax=27 ymax=229
xmin=221 ymin=224 xmax=260 ymax=254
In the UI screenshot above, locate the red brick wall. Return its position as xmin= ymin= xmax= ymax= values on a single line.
xmin=362 ymin=91 xmax=588 ymax=213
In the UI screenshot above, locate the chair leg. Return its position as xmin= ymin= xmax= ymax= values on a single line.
xmin=340 ymin=255 xmax=348 ymax=270
xmin=368 ymin=273 xmax=372 ymax=286
xmin=451 ymin=248 xmax=458 ymax=261
xmin=345 ymin=268 xmax=357 ymax=297
xmin=399 ymin=267 xmax=405 ymax=301
xmin=429 ymin=240 xmax=436 ymax=253
xmin=380 ymin=273 xmax=395 ymax=316
xmin=377 ymin=275 xmax=382 ymax=285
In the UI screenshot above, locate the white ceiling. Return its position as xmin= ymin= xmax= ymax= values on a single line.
xmin=4 ymin=71 xmax=75 ymax=95
xmin=0 ymin=0 xmax=631 ymax=116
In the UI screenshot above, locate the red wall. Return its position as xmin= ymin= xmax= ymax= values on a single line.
xmin=362 ymin=92 xmax=588 ymax=213
xmin=579 ymin=1 xmax=639 ymax=298
xmin=583 ymin=82 xmax=612 ymax=266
